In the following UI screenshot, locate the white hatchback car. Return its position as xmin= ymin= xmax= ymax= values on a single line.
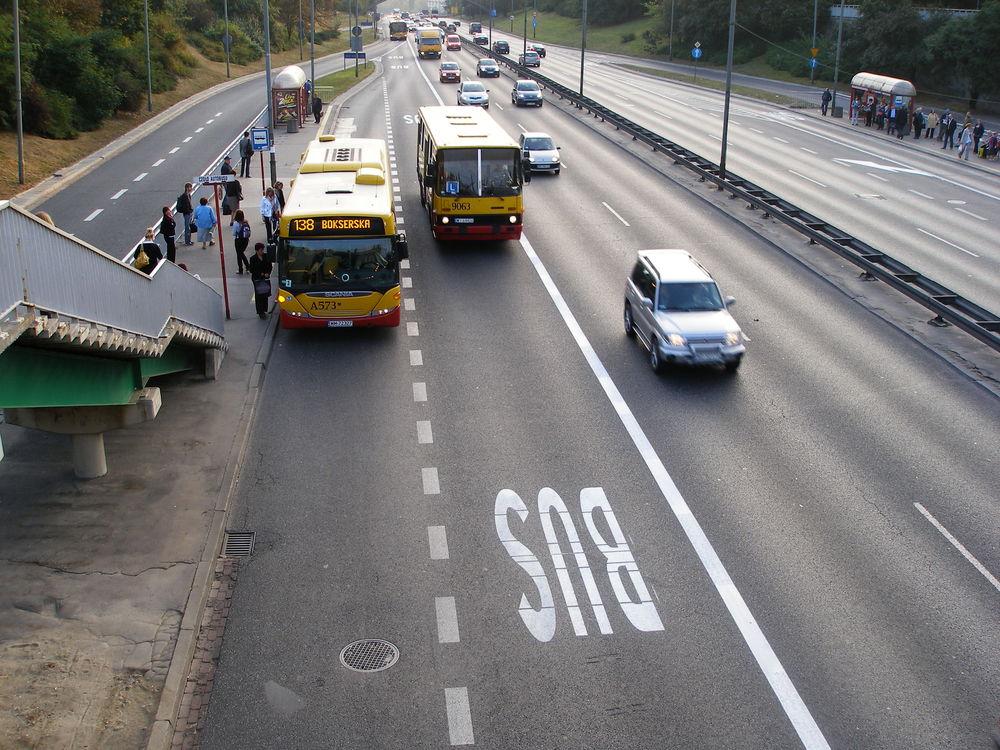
xmin=624 ymin=249 xmax=746 ymax=373
xmin=456 ymin=81 xmax=490 ymax=108
xmin=519 ymin=132 xmax=560 ymax=174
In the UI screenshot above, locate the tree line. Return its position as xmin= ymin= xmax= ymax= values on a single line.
xmin=478 ymin=0 xmax=1000 ymax=110
xmin=0 ymin=0 xmax=342 ymax=140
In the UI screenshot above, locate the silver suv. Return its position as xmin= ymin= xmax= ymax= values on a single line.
xmin=623 ymin=250 xmax=746 ymax=373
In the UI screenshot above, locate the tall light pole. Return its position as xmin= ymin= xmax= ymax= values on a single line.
xmin=224 ymin=0 xmax=231 ymax=78
xmin=522 ymin=0 xmax=527 ymax=56
xmin=668 ymin=0 xmax=675 ymax=60
xmin=831 ymin=0 xmax=846 ymax=116
xmin=298 ymin=0 xmax=304 ymax=59
xmin=810 ymin=0 xmax=817 ymax=84
xmin=719 ymin=0 xmax=737 ymax=181
xmin=310 ymin=0 xmax=316 ymax=97
xmin=143 ymin=0 xmax=152 ymax=112
xmin=579 ymin=0 xmax=587 ymax=96
xmin=263 ymin=0 xmax=278 ymax=186
xmin=14 ymin=0 xmax=24 ymax=184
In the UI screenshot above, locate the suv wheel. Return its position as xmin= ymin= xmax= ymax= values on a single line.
xmin=623 ymin=303 xmax=635 ymax=338
xmin=649 ymin=338 xmax=665 ymax=374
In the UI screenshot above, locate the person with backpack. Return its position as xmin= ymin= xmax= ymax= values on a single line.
xmin=239 ymin=131 xmax=253 ymax=178
xmin=231 ymin=209 xmax=252 ymax=274
xmin=223 ymin=177 xmax=243 ymax=224
xmin=176 ymin=182 xmax=194 ymax=246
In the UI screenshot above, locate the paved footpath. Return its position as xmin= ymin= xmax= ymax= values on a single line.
xmin=0 ymin=64 xmax=379 ymax=750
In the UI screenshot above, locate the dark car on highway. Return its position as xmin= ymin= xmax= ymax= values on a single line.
xmin=492 ymin=40 xmax=509 ymax=54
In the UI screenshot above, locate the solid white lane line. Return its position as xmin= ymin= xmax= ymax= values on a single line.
xmin=435 ymin=597 xmax=460 ymax=643
xmin=133 ymin=173 xmax=148 ymax=182
xmin=914 ymin=503 xmax=1000 ymax=593
xmin=908 ymin=189 xmax=934 ymax=200
xmin=84 ymin=209 xmax=103 ymax=222
xmin=410 ymin=350 xmax=423 ymax=366
xmin=404 ymin=298 xmax=416 ymax=311
xmin=788 ymin=169 xmax=827 ymax=188
xmin=407 ymin=321 xmax=419 ymax=336
xmin=417 ymin=420 xmax=433 ymax=444
xmin=602 ymin=202 xmax=630 ymax=227
xmin=152 ymin=158 xmax=165 ymax=167
xmin=444 ymin=688 xmax=475 ymax=746
xmin=428 ymin=526 xmax=449 ymax=560
xmin=519 ymin=233 xmax=830 ymax=750
xmin=954 ymin=207 xmax=987 ymax=221
xmin=413 ymin=382 xmax=427 ymax=402
xmin=916 ymin=227 xmax=978 ymax=257
xmin=422 ymin=467 xmax=440 ymax=495
xmin=111 ymin=189 xmax=127 ymax=200
xmin=866 ymin=173 xmax=889 ymax=182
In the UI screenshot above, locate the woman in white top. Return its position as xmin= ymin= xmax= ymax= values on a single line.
xmin=260 ymin=187 xmax=279 ymax=242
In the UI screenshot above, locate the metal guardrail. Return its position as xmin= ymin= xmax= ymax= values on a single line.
xmin=467 ymin=41 xmax=1000 ymax=353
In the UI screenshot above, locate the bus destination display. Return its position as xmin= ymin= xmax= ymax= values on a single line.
xmin=289 ymin=216 xmax=385 ymax=237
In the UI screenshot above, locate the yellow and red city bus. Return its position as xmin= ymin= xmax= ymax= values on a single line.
xmin=388 ymin=20 xmax=408 ymax=41
xmin=276 ymin=136 xmax=408 ymax=329
xmin=416 ymin=106 xmax=527 ymax=241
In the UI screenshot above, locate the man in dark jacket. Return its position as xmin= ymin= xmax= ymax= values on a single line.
xmin=312 ymin=96 xmax=323 ymax=124
xmin=176 ymin=182 xmax=195 ymax=246
xmin=239 ymin=132 xmax=253 ymax=178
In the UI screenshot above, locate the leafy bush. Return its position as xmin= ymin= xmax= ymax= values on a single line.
xmin=23 ymin=85 xmax=77 ymax=139
xmin=621 ymin=32 xmax=636 ymax=44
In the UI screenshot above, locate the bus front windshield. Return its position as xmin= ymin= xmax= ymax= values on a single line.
xmin=279 ymin=237 xmax=398 ymax=292
xmin=438 ymin=148 xmax=521 ymax=198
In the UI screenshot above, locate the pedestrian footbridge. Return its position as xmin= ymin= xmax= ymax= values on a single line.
xmin=0 ymin=201 xmax=227 ymax=478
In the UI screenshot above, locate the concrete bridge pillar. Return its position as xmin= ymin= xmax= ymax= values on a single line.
xmin=4 ymin=387 xmax=161 ymax=479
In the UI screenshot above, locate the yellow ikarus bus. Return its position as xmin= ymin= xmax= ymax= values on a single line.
xmin=276 ymin=135 xmax=408 ymax=329
xmin=416 ymin=106 xmax=528 ymax=241
xmin=388 ymin=20 xmax=408 ymax=41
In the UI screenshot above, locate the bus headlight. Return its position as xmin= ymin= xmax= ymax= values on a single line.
xmin=441 ymin=216 xmax=450 ymax=224
xmin=508 ymin=215 xmax=517 ymax=224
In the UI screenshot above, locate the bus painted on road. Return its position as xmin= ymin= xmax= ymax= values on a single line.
xmin=416 ymin=106 xmax=527 ymax=241
xmin=388 ymin=20 xmax=408 ymax=41
xmin=276 ymin=136 xmax=408 ymax=329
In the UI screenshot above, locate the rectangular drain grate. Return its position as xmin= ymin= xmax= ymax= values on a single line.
xmin=221 ymin=531 xmax=255 ymax=557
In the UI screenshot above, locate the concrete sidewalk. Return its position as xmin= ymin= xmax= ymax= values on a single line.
xmin=0 ymin=81 xmax=360 ymax=749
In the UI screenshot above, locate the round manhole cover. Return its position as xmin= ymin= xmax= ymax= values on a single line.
xmin=340 ymin=639 xmax=399 ymax=673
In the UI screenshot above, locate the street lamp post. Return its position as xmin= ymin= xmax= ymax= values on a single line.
xmin=831 ymin=0 xmax=846 ymax=116
xmin=143 ymin=0 xmax=152 ymax=112
xmin=719 ymin=0 xmax=737 ymax=181
xmin=262 ymin=0 xmax=278 ymax=187
xmin=310 ymin=0 xmax=315 ymax=99
xmin=223 ymin=0 xmax=231 ymax=78
xmin=13 ymin=0 xmax=24 ymax=184
xmin=810 ymin=0 xmax=817 ymax=84
xmin=579 ymin=0 xmax=587 ymax=96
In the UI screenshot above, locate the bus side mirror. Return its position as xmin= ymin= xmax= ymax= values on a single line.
xmin=394 ymin=231 xmax=409 ymax=260
xmin=423 ymin=174 xmax=435 ymax=188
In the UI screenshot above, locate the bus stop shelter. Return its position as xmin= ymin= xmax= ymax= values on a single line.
xmin=850 ymin=72 xmax=917 ymax=117
xmin=272 ymin=65 xmax=307 ymax=131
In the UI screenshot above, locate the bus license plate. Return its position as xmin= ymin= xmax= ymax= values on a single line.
xmin=327 ymin=320 xmax=353 ymax=327
xmin=453 ymin=217 xmax=474 ymax=223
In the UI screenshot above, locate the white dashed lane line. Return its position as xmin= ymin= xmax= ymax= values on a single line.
xmin=413 ymin=382 xmax=427 ymax=401
xmin=422 ymin=467 xmax=440 ymax=495
xmin=133 ymin=173 xmax=148 ymax=182
xmin=84 ymin=209 xmax=103 ymax=222
xmin=407 ymin=321 xmax=419 ymax=336
xmin=602 ymin=201 xmax=630 ymax=227
xmin=111 ymin=189 xmax=127 ymax=200
xmin=444 ymin=688 xmax=475 ymax=746
xmin=428 ymin=526 xmax=449 ymax=559
xmin=152 ymin=159 xmax=165 ymax=167
xmin=435 ymin=597 xmax=460 ymax=643
xmin=409 ymin=349 xmax=423 ymax=366
xmin=915 ymin=503 xmax=1000 ymax=592
xmin=916 ymin=227 xmax=978 ymax=257
xmin=788 ymin=169 xmax=827 ymax=188
xmin=417 ymin=420 xmax=433 ymax=444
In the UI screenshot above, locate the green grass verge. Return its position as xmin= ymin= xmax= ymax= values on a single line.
xmin=315 ymin=64 xmax=375 ymax=102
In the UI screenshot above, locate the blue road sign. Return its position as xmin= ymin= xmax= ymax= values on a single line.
xmin=251 ymin=127 xmax=270 ymax=151
xmin=809 ymin=57 xmax=818 ymax=68
xmin=344 ymin=52 xmax=367 ymax=60
xmin=532 ymin=17 xmax=536 ymax=28
xmin=691 ymin=47 xmax=702 ymax=59
xmin=490 ymin=8 xmax=497 ymax=16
